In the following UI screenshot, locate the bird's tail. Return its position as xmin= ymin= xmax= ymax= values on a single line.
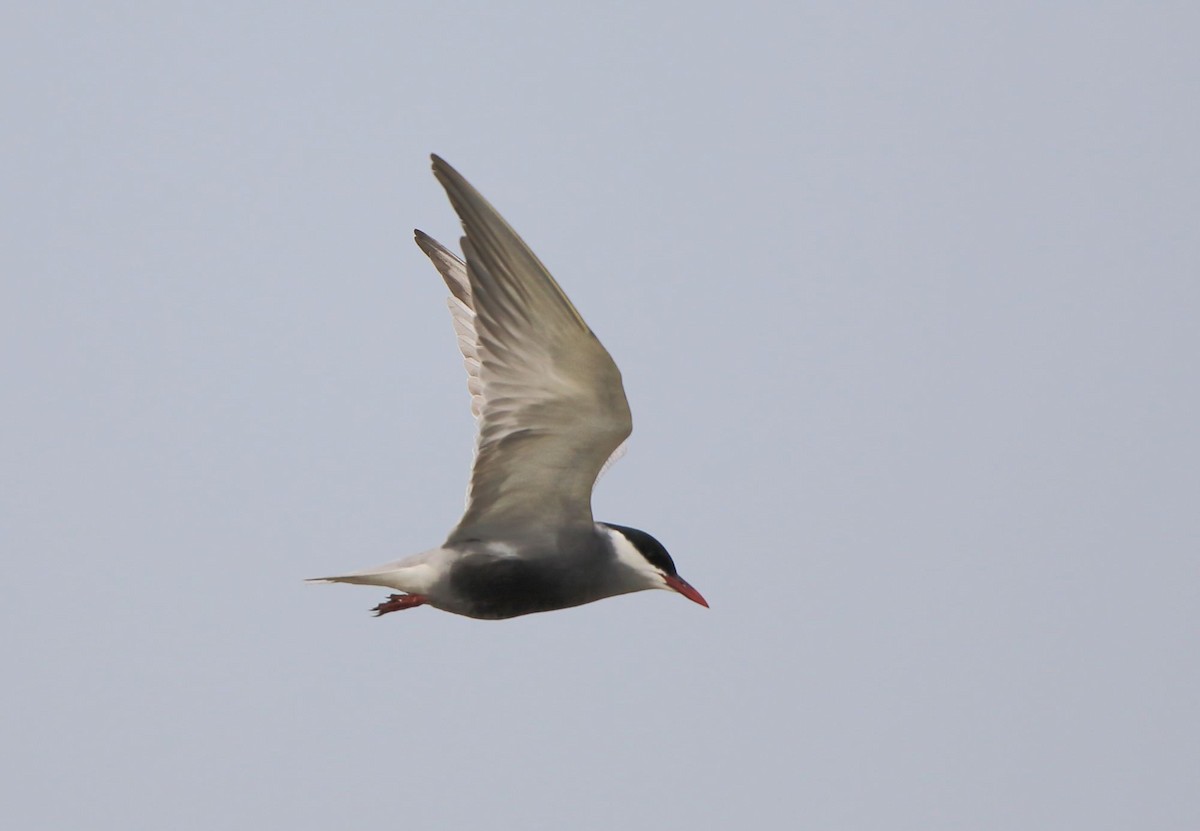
xmin=305 ymin=550 xmax=444 ymax=594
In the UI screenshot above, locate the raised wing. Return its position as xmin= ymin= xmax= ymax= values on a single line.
xmin=417 ymin=155 xmax=632 ymax=542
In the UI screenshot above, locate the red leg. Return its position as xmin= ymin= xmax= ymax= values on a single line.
xmin=371 ymin=593 xmax=428 ymax=617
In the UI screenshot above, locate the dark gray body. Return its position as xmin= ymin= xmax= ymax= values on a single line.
xmin=434 ymin=528 xmax=635 ymax=619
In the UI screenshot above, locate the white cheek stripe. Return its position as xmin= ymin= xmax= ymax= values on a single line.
xmin=602 ymin=525 xmax=669 ymax=587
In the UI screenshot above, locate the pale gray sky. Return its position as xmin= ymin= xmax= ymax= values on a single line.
xmin=3 ymin=4 xmax=1198 ymax=829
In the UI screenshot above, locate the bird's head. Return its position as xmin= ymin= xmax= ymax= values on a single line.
xmin=600 ymin=523 xmax=708 ymax=608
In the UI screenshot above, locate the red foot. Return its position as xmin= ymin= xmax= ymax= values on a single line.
xmin=371 ymin=593 xmax=428 ymax=617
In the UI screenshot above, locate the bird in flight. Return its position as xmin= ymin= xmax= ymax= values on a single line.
xmin=309 ymin=156 xmax=707 ymax=619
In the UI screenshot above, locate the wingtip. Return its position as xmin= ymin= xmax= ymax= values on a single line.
xmin=429 ymin=155 xmax=470 ymax=193
xmin=413 ymin=228 xmax=454 ymax=260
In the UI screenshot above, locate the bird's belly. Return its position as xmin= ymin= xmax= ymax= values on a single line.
xmin=441 ymin=553 xmax=601 ymax=619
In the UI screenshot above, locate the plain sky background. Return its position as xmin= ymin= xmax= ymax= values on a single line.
xmin=3 ymin=3 xmax=1198 ymax=829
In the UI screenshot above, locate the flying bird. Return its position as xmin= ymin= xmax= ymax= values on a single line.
xmin=309 ymin=156 xmax=707 ymax=619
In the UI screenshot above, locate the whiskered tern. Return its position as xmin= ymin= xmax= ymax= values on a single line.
xmin=309 ymin=156 xmax=707 ymax=619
